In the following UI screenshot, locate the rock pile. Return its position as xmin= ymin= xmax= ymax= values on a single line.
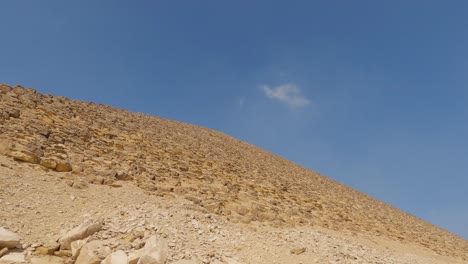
xmin=0 ymin=208 xmax=248 ymax=264
xmin=0 ymin=83 xmax=467 ymax=263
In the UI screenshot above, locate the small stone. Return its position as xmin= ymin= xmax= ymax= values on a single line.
xmin=290 ymin=248 xmax=306 ymax=255
xmin=35 ymin=246 xmax=54 ymax=255
xmin=72 ymin=181 xmax=88 ymax=189
xmin=7 ymin=109 xmax=20 ymax=118
xmin=115 ymin=171 xmax=131 ymax=181
xmin=40 ymin=159 xmax=57 ymax=169
xmin=91 ymin=176 xmax=105 ymax=184
xmin=55 ymin=162 xmax=72 ymax=172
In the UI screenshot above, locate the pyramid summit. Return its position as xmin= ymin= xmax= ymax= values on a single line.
xmin=0 ymin=84 xmax=466 ymax=264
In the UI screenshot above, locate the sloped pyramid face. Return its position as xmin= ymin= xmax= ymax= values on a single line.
xmin=0 ymin=84 xmax=467 ymax=261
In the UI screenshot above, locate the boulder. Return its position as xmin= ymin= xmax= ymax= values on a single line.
xmin=58 ymin=219 xmax=102 ymax=250
xmin=30 ymin=255 xmax=65 ymax=264
xmin=144 ymin=235 xmax=167 ymax=251
xmin=137 ymin=255 xmax=162 ymax=264
xmin=101 ymin=250 xmax=128 ymax=264
xmin=0 ymin=227 xmax=20 ymax=249
xmin=128 ymin=249 xmax=143 ymax=264
xmin=0 ymin=252 xmax=25 ymax=263
xmin=136 ymin=235 xmax=167 ymax=264
xmin=71 ymin=239 xmax=88 ymax=258
xmin=75 ymin=241 xmax=103 ymax=264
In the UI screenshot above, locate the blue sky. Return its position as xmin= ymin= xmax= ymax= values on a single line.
xmin=1 ymin=1 xmax=467 ymax=239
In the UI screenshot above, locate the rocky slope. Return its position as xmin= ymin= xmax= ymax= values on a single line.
xmin=0 ymin=84 xmax=467 ymax=263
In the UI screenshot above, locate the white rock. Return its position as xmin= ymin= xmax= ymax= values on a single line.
xmin=136 ymin=255 xmax=162 ymax=264
xmin=58 ymin=219 xmax=102 ymax=250
xmin=143 ymin=236 xmax=159 ymax=250
xmin=0 ymin=252 xmax=25 ymax=263
xmin=101 ymin=250 xmax=128 ymax=264
xmin=0 ymin=227 xmax=20 ymax=249
xmin=75 ymin=240 xmax=104 ymax=264
xmin=128 ymin=249 xmax=144 ymax=264
xmin=136 ymin=235 xmax=167 ymax=264
xmin=30 ymin=255 xmax=65 ymax=264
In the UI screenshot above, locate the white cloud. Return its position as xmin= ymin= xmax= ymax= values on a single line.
xmin=238 ymin=97 xmax=245 ymax=109
xmin=261 ymin=83 xmax=310 ymax=107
